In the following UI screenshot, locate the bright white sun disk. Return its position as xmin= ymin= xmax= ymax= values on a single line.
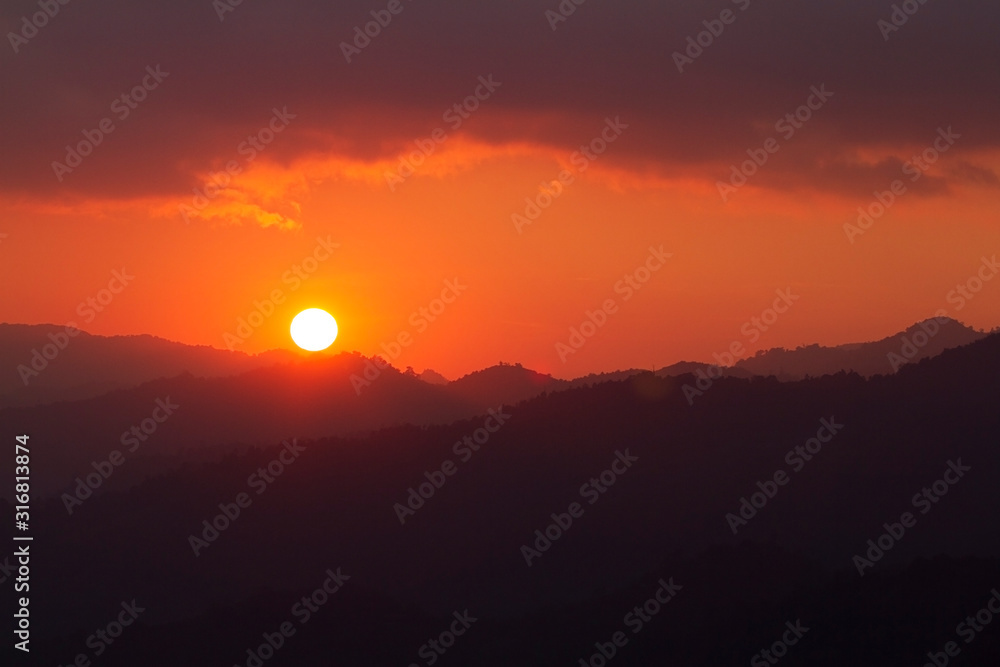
xmin=290 ymin=308 xmax=338 ymax=351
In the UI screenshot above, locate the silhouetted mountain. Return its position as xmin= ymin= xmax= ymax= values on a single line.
xmin=3 ymin=317 xmax=982 ymax=416
xmin=657 ymin=360 xmax=757 ymax=379
xmin=0 ymin=323 xmax=297 ymax=409
xmin=4 ymin=319 xmax=993 ymax=501
xmin=0 ymin=351 xmax=483 ymax=497
xmin=432 ymin=362 xmax=752 ymax=410
xmin=443 ymin=362 xmax=567 ymax=410
xmin=415 ymin=368 xmax=450 ymax=385
xmin=733 ymin=317 xmax=986 ymax=379
xmin=10 ymin=332 xmax=1000 ymax=666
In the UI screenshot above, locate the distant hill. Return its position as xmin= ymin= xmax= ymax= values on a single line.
xmin=563 ymin=362 xmax=754 ymax=392
xmin=0 ymin=324 xmax=297 ymax=409
xmin=733 ymin=317 xmax=987 ymax=379
xmin=657 ymin=360 xmax=757 ymax=379
xmin=415 ymin=368 xmax=449 ymax=385
xmin=444 ymin=362 xmax=567 ymax=410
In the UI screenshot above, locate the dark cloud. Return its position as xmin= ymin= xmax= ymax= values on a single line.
xmin=1 ymin=0 xmax=997 ymax=200
xmin=947 ymin=161 xmax=1000 ymax=188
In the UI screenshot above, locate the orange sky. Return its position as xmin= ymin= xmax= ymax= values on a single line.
xmin=2 ymin=0 xmax=998 ymax=379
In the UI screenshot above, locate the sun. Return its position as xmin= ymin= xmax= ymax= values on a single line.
xmin=290 ymin=308 xmax=338 ymax=351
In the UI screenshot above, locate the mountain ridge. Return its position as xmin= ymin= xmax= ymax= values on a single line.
xmin=0 ymin=317 xmax=989 ymax=412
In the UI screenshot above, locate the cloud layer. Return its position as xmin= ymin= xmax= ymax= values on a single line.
xmin=2 ymin=0 xmax=998 ymax=212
